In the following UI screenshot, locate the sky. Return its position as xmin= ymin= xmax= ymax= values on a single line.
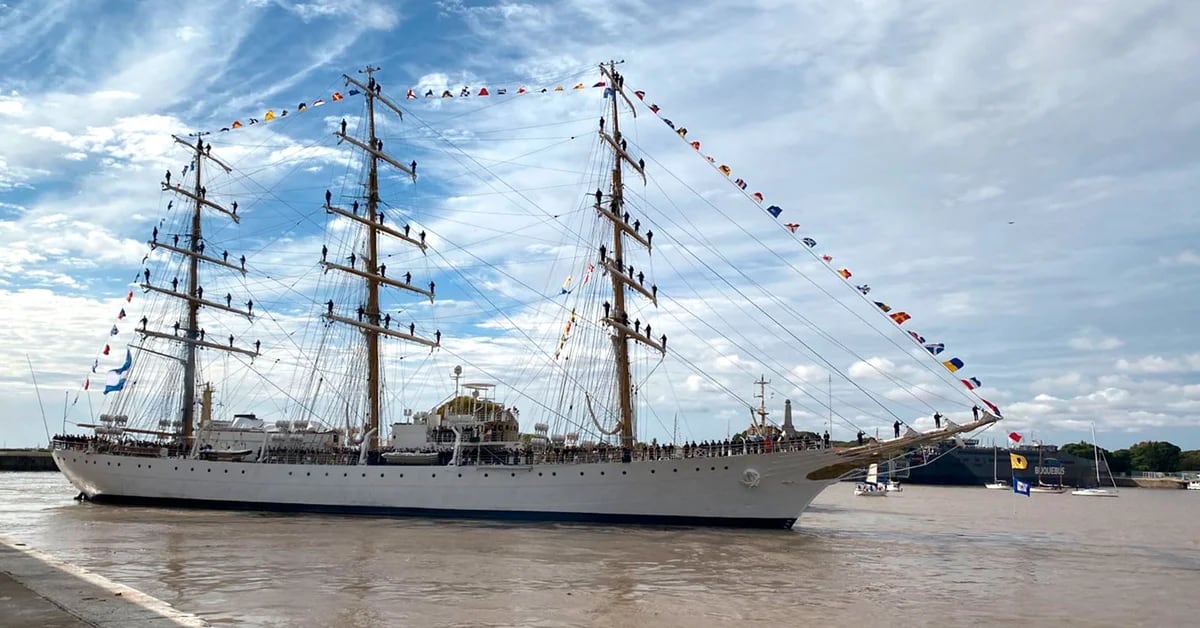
xmin=1 ymin=0 xmax=1198 ymax=451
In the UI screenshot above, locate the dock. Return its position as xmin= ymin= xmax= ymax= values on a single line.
xmin=0 ymin=536 xmax=208 ymax=627
xmin=0 ymin=449 xmax=59 ymax=472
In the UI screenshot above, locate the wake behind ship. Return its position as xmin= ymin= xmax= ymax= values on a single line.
xmin=52 ymin=63 xmax=1002 ymax=528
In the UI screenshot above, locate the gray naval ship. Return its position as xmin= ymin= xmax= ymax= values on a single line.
xmin=889 ymin=438 xmax=1105 ymax=488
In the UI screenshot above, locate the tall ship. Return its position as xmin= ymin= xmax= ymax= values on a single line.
xmin=52 ymin=63 xmax=1001 ymax=528
xmin=894 ymin=438 xmax=1106 ymax=488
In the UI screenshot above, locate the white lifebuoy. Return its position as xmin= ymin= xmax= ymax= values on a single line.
xmin=741 ymin=468 xmax=761 ymax=488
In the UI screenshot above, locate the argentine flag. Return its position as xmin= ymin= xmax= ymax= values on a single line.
xmin=103 ymin=349 xmax=133 ymax=395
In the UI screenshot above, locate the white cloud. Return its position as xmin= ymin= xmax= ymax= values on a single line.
xmin=956 ymin=184 xmax=1004 ymax=204
xmin=1116 ymin=354 xmax=1200 ymax=374
xmin=1160 ymin=250 xmax=1200 ymax=266
xmin=1068 ymin=332 xmax=1123 ymax=351
xmin=1031 ymin=371 xmax=1087 ymax=394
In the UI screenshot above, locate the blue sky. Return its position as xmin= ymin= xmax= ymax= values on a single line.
xmin=1 ymin=0 xmax=1198 ymax=451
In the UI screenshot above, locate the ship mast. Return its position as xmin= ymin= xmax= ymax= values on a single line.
xmin=145 ymin=134 xmax=256 ymax=448
xmin=597 ymin=61 xmax=663 ymax=461
xmin=328 ymin=66 xmax=433 ymax=453
xmin=754 ymin=375 xmax=770 ymax=433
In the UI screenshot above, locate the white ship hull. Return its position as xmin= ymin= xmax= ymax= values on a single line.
xmin=54 ymin=448 xmax=844 ymax=529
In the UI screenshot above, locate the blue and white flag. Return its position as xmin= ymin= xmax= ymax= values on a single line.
xmin=1013 ymin=478 xmax=1031 ymax=496
xmin=103 ymin=349 xmax=132 ymax=395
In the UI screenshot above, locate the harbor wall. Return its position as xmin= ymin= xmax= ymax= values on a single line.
xmin=1123 ymin=477 xmax=1187 ymax=489
xmin=0 ymin=449 xmax=59 ymax=472
xmin=1 ymin=535 xmax=209 ymax=626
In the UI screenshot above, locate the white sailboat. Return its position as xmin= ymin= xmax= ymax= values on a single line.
xmin=1030 ymin=443 xmax=1067 ymax=493
xmin=984 ymin=446 xmax=1009 ymax=489
xmin=854 ymin=463 xmax=888 ymax=497
xmin=51 ymin=63 xmax=1002 ymax=529
xmin=1071 ymin=423 xmax=1119 ymax=497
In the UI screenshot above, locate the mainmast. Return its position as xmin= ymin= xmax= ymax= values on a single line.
xmin=146 ymin=135 xmax=256 ymax=448
xmin=327 ymin=66 xmax=434 ymax=453
xmin=597 ymin=61 xmax=663 ymax=461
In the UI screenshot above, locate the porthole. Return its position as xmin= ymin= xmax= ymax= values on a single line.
xmin=343 ymin=473 xmax=348 ymax=477
xmin=696 ymin=467 xmax=700 ymax=472
xmin=175 ymin=466 xmax=179 ymax=471
xmin=190 ymin=467 xmax=195 ymax=472
xmin=650 ymin=469 xmax=656 ymax=474
xmin=711 ymin=466 xmax=716 ymax=471
xmin=137 ymin=464 xmax=141 ymax=468
xmin=484 ymin=473 xmax=489 ymax=478
xmin=538 ymin=472 xmax=543 ymax=477
xmin=306 ymin=472 xmax=311 ymax=476
xmin=224 ymin=469 xmax=228 ymax=474
xmin=673 ymin=468 xmax=678 ymax=473
xmin=324 ymin=472 xmax=329 ymax=477
xmin=206 ymin=468 xmax=211 ymax=472
xmin=622 ymin=470 xmax=627 ymax=475
xmin=380 ymin=473 xmax=385 ymax=478
xmin=241 ymin=470 xmax=245 ymax=474
xmin=511 ymin=472 xmax=516 ymax=477
xmin=552 ymin=472 xmax=557 ymax=477
xmin=431 ymin=473 xmax=436 ymax=478
xmin=458 ymin=473 xmax=462 ymax=478
xmin=116 ymin=463 xmax=121 ymax=467
xmin=579 ymin=471 xmax=584 ymax=476
xmin=361 ymin=473 xmax=366 ymax=477
xmin=399 ymin=473 xmax=403 ymax=478
xmin=288 ymin=472 xmax=293 ymax=476
xmin=600 ymin=471 xmax=605 ymax=476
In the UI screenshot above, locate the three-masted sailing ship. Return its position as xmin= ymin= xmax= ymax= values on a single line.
xmin=53 ymin=63 xmax=999 ymax=528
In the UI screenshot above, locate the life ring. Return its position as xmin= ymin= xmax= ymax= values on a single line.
xmin=741 ymin=468 xmax=761 ymax=488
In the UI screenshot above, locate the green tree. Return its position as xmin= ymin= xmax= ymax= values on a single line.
xmin=1107 ymin=449 xmax=1132 ymax=475
xmin=1178 ymin=449 xmax=1200 ymax=471
xmin=1061 ymin=441 xmax=1095 ymax=459
xmin=1128 ymin=441 xmax=1181 ymax=473
xmin=1062 ymin=441 xmax=1131 ymax=475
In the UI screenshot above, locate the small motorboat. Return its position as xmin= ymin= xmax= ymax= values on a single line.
xmin=381 ymin=451 xmax=440 ymax=465
xmin=1071 ymin=487 xmax=1118 ymax=497
xmin=198 ymin=448 xmax=254 ymax=462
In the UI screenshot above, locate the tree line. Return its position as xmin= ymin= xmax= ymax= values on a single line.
xmin=1060 ymin=441 xmax=1200 ymax=474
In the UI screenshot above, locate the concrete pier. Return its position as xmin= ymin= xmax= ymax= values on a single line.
xmin=0 ymin=449 xmax=59 ymax=472
xmin=0 ymin=536 xmax=208 ymax=627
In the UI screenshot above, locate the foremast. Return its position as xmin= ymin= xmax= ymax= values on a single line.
xmin=326 ymin=66 xmax=434 ymax=452
xmin=597 ymin=61 xmax=663 ymax=461
xmin=148 ymin=135 xmax=257 ymax=448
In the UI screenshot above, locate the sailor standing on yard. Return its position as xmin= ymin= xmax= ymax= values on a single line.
xmin=893 ymin=420 xmax=901 ymax=439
